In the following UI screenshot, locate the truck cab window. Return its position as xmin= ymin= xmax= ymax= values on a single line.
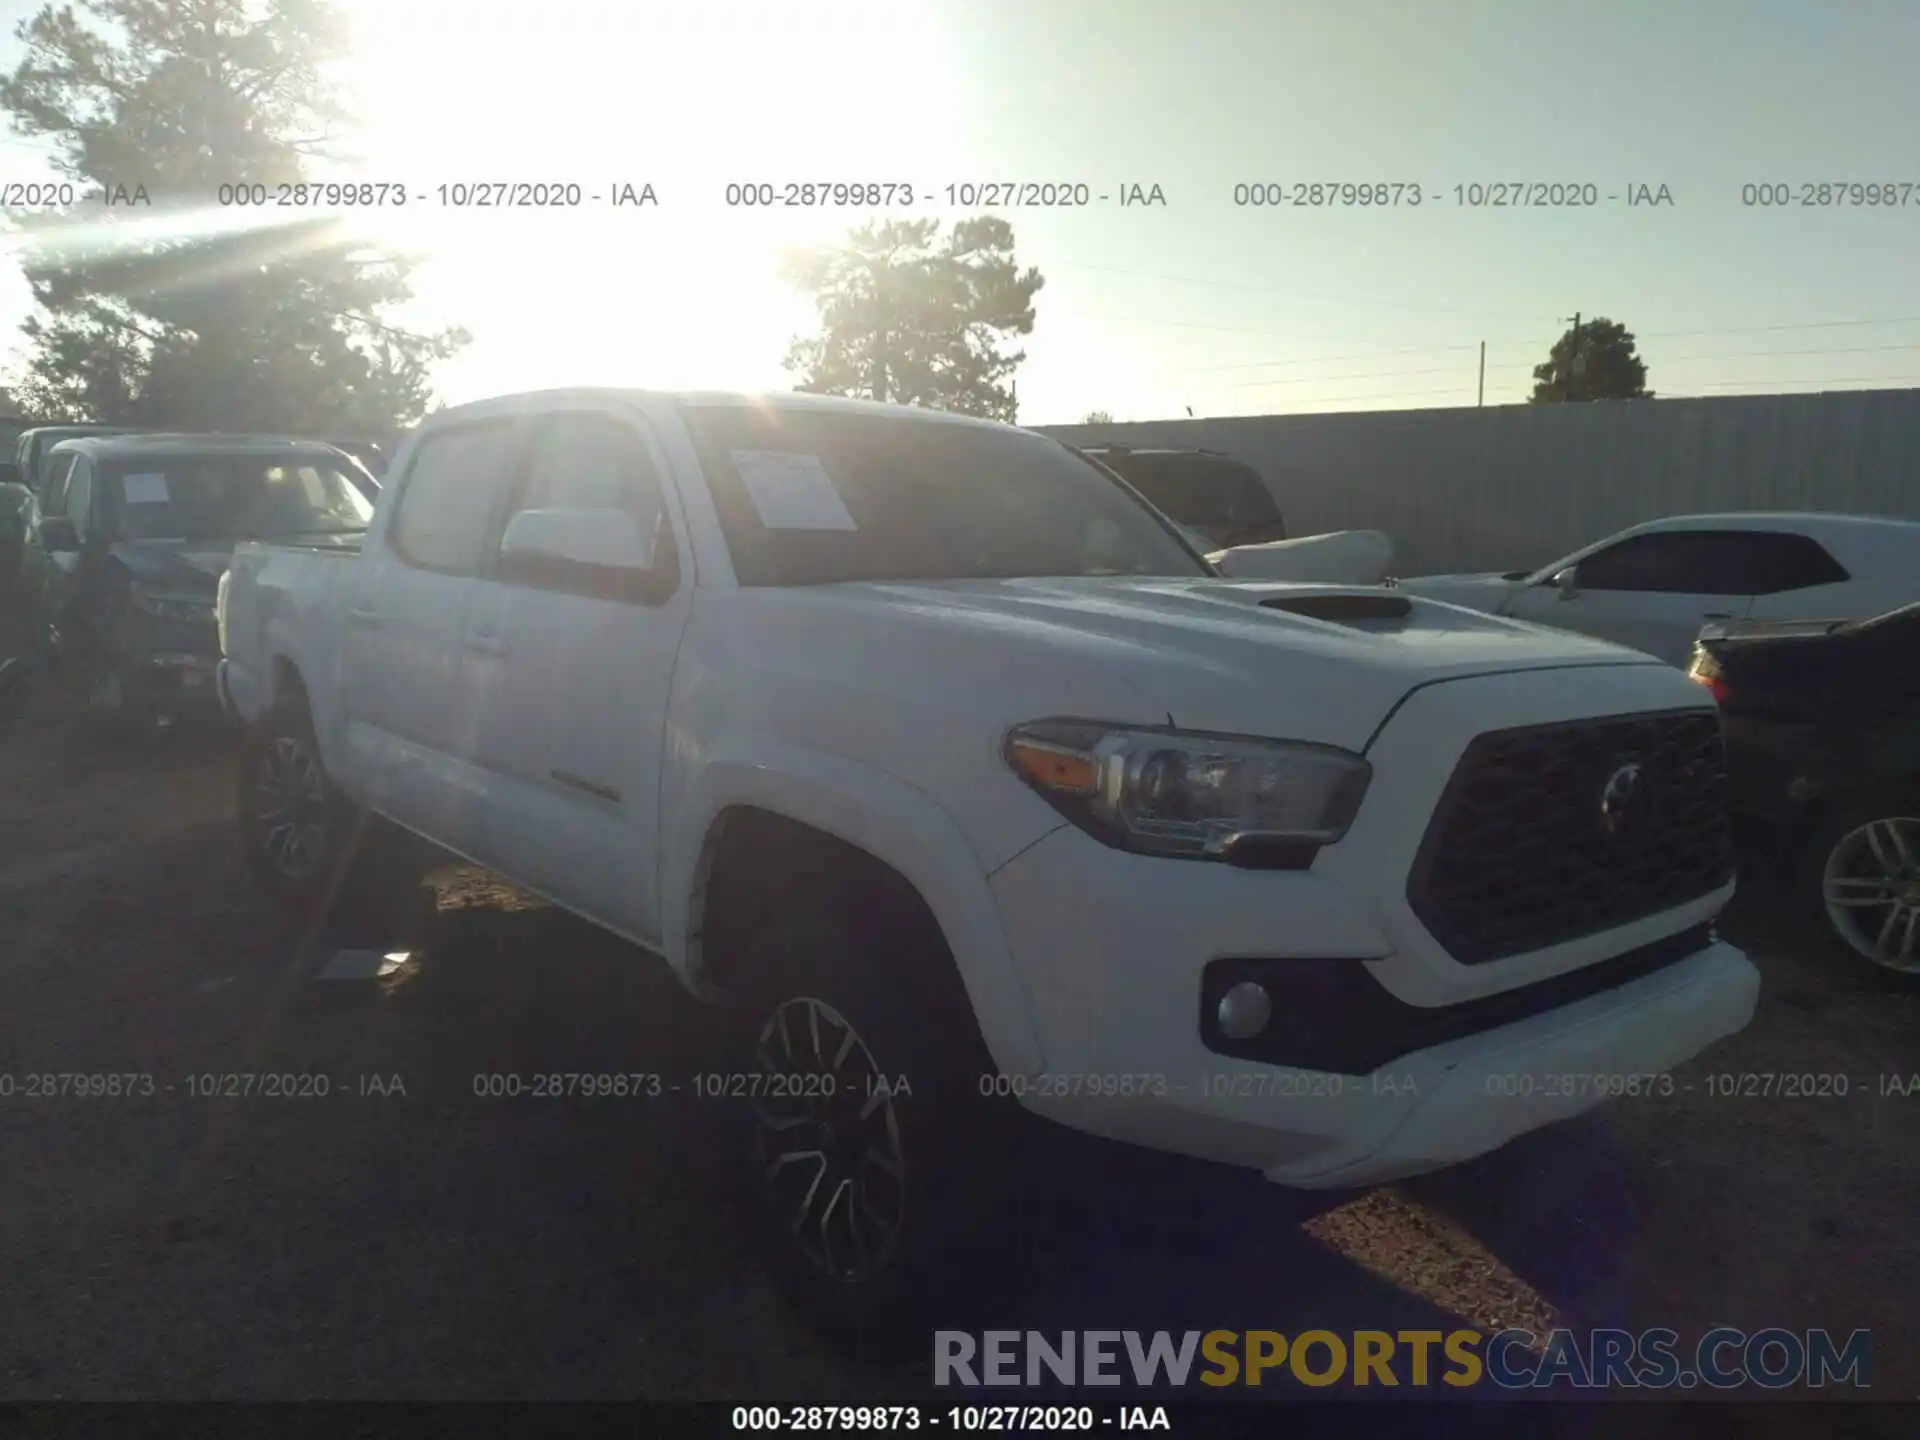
xmin=388 ymin=421 xmax=520 ymax=576
xmin=64 ymin=460 xmax=93 ymax=538
xmin=516 ymin=412 xmax=670 ymax=558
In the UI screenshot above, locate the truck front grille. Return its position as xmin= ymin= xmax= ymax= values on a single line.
xmin=1407 ymin=708 xmax=1733 ymax=964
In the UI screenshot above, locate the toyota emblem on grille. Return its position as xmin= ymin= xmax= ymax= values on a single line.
xmin=1598 ymin=760 xmax=1649 ymax=838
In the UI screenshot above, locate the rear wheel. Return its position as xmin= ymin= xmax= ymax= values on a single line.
xmin=723 ymin=892 xmax=1028 ymax=1359
xmin=1803 ymin=787 xmax=1920 ymax=980
xmin=237 ymin=695 xmax=362 ymax=917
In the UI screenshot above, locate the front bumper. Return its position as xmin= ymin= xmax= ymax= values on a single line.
xmin=984 ymin=664 xmax=1757 ymax=1187
xmin=988 ymin=822 xmax=1756 ymax=1186
xmin=119 ymin=651 xmax=223 ymax=709
xmin=1266 ymin=939 xmax=1756 ymax=1187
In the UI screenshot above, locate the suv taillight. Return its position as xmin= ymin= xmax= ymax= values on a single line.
xmin=1688 ymin=667 xmax=1731 ymax=705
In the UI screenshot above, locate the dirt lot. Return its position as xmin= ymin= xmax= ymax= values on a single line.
xmin=0 ymin=645 xmax=1913 ymax=1418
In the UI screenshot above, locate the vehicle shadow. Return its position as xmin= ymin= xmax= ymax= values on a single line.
xmin=291 ymin=849 xmax=1647 ymax=1405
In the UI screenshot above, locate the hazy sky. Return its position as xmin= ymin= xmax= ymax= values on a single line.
xmin=0 ymin=0 xmax=1917 ymax=424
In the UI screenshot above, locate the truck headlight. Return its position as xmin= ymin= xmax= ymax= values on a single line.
xmin=1003 ymin=720 xmax=1372 ymax=861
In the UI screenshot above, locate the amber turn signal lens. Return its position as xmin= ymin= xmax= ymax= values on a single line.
xmin=1006 ymin=737 xmax=1098 ymax=795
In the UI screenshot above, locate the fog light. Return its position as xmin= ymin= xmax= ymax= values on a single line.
xmin=1216 ymin=981 xmax=1273 ymax=1040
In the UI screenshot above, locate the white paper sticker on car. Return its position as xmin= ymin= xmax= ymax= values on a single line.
xmin=730 ymin=450 xmax=857 ymax=531
xmin=122 ymin=472 xmax=170 ymax=504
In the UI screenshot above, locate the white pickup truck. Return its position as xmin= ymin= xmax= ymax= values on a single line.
xmin=217 ymin=388 xmax=1759 ymax=1349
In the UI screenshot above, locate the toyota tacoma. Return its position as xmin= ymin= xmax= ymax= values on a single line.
xmin=217 ymin=388 xmax=1760 ymax=1348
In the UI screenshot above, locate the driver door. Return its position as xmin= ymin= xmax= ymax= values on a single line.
xmin=1502 ymin=530 xmax=1757 ymax=665
xmin=453 ymin=404 xmax=689 ymax=943
xmin=31 ymin=457 xmax=95 ymax=667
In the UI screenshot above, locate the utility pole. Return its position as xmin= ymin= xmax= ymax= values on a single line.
xmin=1563 ymin=312 xmax=1583 ymax=401
xmin=1477 ymin=341 xmax=1486 ymax=407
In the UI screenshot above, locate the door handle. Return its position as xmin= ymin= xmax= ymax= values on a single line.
xmin=1702 ymin=611 xmax=1733 ymax=620
xmin=347 ymin=606 xmax=381 ymax=627
xmin=463 ymin=630 xmax=508 ymax=658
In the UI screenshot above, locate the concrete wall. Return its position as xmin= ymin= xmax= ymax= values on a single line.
xmin=1039 ymin=388 xmax=1920 ymax=576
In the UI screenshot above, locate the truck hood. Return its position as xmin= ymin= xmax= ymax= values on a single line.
xmin=1392 ymin=572 xmax=1530 ymax=612
xmin=812 ymin=576 xmax=1657 ymax=747
xmin=107 ymin=532 xmax=361 ymax=594
xmin=106 ymin=539 xmax=238 ymax=595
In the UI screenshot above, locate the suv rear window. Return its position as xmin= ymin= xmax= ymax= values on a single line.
xmin=1094 ymin=452 xmax=1284 ymax=541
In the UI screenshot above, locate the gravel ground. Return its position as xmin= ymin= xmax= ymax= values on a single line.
xmin=0 ymin=644 xmax=1913 ymax=1420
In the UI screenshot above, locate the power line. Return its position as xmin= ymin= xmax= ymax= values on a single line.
xmin=1046 ymin=259 xmax=1550 ymax=321
xmin=1656 ymin=340 xmax=1920 ymax=364
xmin=1640 ymin=316 xmax=1920 ymax=340
xmin=1196 ymin=334 xmax=1920 ymax=391
xmin=1225 ymin=340 xmax=1920 ymax=391
xmin=1679 ymin=374 xmax=1920 ymax=390
xmin=1262 ymin=381 xmax=1483 ymax=404
xmin=1199 ymin=340 xmax=1533 ymax=373
xmin=1234 ymin=362 xmax=1498 ymax=388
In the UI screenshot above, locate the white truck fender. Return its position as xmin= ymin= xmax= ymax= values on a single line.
xmin=663 ymin=741 xmax=1049 ymax=1079
xmin=255 ymin=613 xmax=355 ymax=790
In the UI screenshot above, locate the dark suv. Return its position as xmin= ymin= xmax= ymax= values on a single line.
xmin=19 ymin=434 xmax=374 ymax=726
xmin=1081 ymin=446 xmax=1287 ymax=551
xmin=1690 ymin=603 xmax=1920 ymax=977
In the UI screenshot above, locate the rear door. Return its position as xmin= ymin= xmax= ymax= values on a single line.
xmin=454 ymin=402 xmax=690 ymax=942
xmin=1736 ymin=531 xmax=1864 ymax=622
xmin=1502 ymin=529 xmax=1759 ymax=665
xmin=34 ymin=457 xmax=94 ymax=662
xmin=342 ymin=417 xmax=525 ymax=848
xmin=19 ymin=452 xmax=74 ymax=629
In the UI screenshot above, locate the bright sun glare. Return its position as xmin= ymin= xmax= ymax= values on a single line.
xmin=332 ymin=0 xmax=970 ymax=402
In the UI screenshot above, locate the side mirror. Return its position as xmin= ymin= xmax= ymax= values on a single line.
xmin=497 ymin=506 xmax=675 ymax=602
xmin=1553 ymin=565 xmax=1580 ymax=600
xmin=0 ymin=460 xmax=21 ymax=488
xmin=38 ymin=516 xmax=79 ymax=552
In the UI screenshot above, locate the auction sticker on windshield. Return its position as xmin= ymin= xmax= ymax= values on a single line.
xmin=122 ymin=472 xmax=171 ymax=504
xmin=731 ymin=450 xmax=857 ymax=531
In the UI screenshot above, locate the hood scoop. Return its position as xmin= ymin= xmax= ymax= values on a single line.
xmin=1258 ymin=592 xmax=1412 ymax=624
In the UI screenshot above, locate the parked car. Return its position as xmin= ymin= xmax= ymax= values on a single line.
xmin=218 ymin=388 xmax=1757 ymax=1349
xmin=0 ymin=459 xmax=32 ymax=601
xmin=14 ymin=424 xmax=146 ymax=497
xmin=1689 ymin=602 xmax=1920 ymax=976
xmin=1396 ymin=512 xmax=1920 ymax=668
xmin=1080 ymin=445 xmax=1396 ymax=583
xmin=18 ymin=434 xmax=372 ymax=727
xmin=1080 ymin=445 xmax=1288 ymax=551
xmin=323 ymin=438 xmax=387 ymax=481
xmin=1208 ymin=529 xmax=1397 ymax=585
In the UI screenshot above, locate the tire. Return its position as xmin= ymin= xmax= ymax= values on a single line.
xmin=1797 ymin=783 xmax=1920 ymax=982
xmin=722 ymin=889 xmax=1029 ymax=1360
xmin=237 ymin=695 xmax=363 ymax=917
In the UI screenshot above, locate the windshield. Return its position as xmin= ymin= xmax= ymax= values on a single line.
xmin=99 ymin=454 xmax=375 ymax=542
xmin=682 ymin=406 xmax=1209 ymax=586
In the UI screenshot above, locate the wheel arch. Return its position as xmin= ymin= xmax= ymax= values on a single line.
xmin=666 ymin=748 xmax=1047 ymax=1079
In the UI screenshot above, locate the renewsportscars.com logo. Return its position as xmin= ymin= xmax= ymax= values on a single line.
xmin=933 ymin=1328 xmax=1872 ymax=1391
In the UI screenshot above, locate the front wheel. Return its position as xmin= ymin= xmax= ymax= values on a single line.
xmin=1805 ymin=790 xmax=1920 ymax=980
xmin=724 ymin=902 xmax=1029 ymax=1358
xmin=237 ymin=697 xmax=361 ymax=916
